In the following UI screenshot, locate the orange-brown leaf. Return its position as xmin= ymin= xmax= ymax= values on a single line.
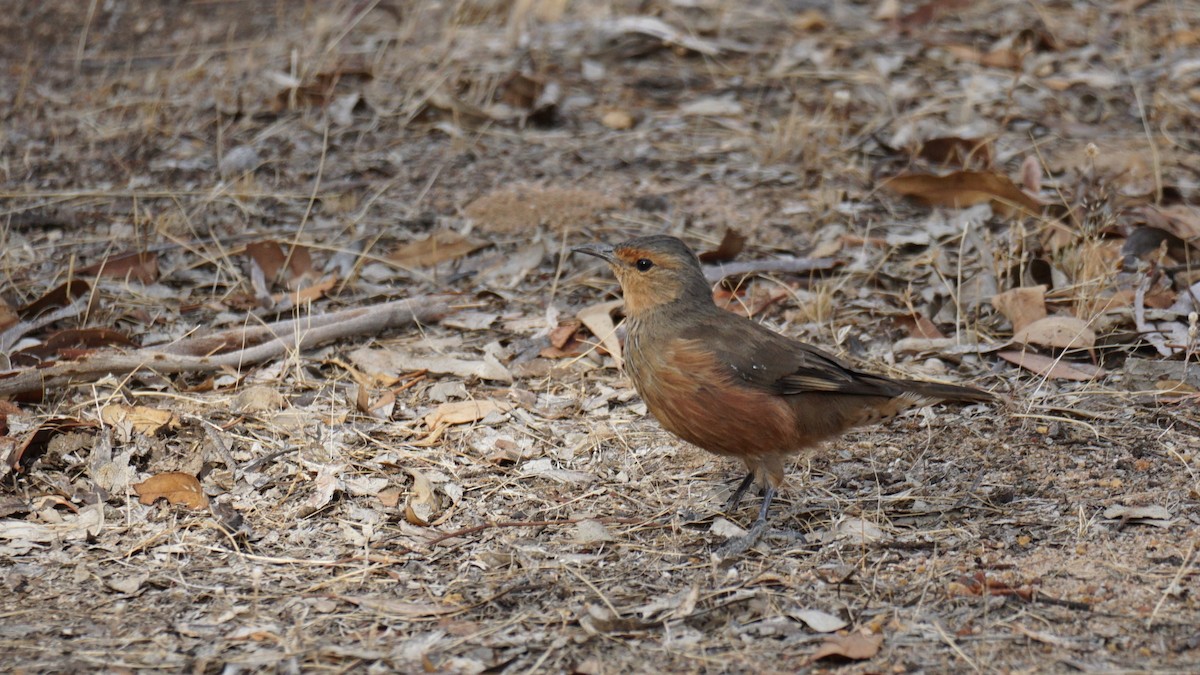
xmin=79 ymin=251 xmax=159 ymax=284
xmin=132 ymin=472 xmax=209 ymax=510
xmin=883 ymin=171 xmax=1045 ymax=217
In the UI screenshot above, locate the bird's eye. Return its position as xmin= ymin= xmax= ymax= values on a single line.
xmin=635 ymin=258 xmax=655 ymax=272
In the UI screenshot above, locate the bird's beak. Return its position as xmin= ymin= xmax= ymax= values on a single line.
xmin=571 ymin=242 xmax=617 ymax=264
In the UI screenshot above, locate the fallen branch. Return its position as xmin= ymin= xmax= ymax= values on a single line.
xmin=703 ymin=257 xmax=839 ymax=284
xmin=0 ymin=295 xmax=452 ymax=396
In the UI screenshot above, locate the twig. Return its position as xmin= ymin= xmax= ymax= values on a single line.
xmin=0 ymin=295 xmax=452 ymax=396
xmin=703 ymin=257 xmax=839 ymax=284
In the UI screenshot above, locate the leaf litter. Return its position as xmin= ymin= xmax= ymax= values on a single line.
xmin=1 ymin=0 xmax=1199 ymax=672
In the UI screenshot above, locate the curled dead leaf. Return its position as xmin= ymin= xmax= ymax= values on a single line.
xmin=404 ymin=468 xmax=439 ymax=526
xmin=883 ymin=170 xmax=1045 ymax=217
xmin=132 ymin=472 xmax=210 ymax=510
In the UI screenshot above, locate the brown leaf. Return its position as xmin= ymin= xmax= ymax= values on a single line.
xmin=915 ymin=136 xmax=992 ymax=168
xmin=1013 ymin=316 xmax=1095 ymax=351
xmin=132 ymin=472 xmax=210 ymax=510
xmin=100 ymin=404 xmax=180 ymax=436
xmin=807 ymin=633 xmax=883 ymax=663
xmin=893 ymin=312 xmax=945 ymax=339
xmin=5 ymin=417 xmax=94 ymax=473
xmin=18 ymin=280 xmax=92 ymax=320
xmin=941 ymin=44 xmax=1022 ymax=70
xmin=997 ymin=350 xmax=1107 ymax=381
xmin=423 ymin=399 xmax=514 ymax=429
xmin=883 ymin=171 xmax=1045 ymax=217
xmin=11 ymin=327 xmax=137 ymax=366
xmin=0 ymin=298 xmax=17 ymax=332
xmin=991 ymin=286 xmax=1047 ymax=332
xmin=698 ymin=229 xmax=747 ymax=263
xmin=388 ymin=231 xmax=486 ymax=268
xmin=79 ymin=251 xmax=159 ymax=284
xmin=246 ymin=240 xmax=313 ymax=288
xmin=549 ymin=320 xmax=584 ymax=349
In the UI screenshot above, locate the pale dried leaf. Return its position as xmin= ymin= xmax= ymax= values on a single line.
xmin=404 ymin=468 xmax=439 ymax=526
xmin=1013 ymin=316 xmax=1096 ymax=350
xmin=577 ymin=299 xmax=625 ymax=366
xmin=572 ymin=519 xmax=615 ymax=544
xmin=100 ymin=404 xmax=179 ymax=436
xmin=790 ymin=609 xmax=848 ymax=633
xmin=424 ymin=399 xmax=515 ymax=429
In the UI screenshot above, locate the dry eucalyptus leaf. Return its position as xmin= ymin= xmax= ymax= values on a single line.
xmin=883 ymin=170 xmax=1044 ymax=217
xmin=996 ymin=350 xmax=1107 ymax=381
xmin=790 ymin=609 xmax=848 ymax=633
xmin=991 ymin=286 xmax=1047 ymax=332
xmin=404 ymin=468 xmax=439 ymax=526
xmin=132 ymin=472 xmax=209 ymax=510
xmin=835 ymin=517 xmax=887 ymax=543
xmin=424 ymin=399 xmax=515 ymax=429
xmin=388 ymin=231 xmax=486 ymax=268
xmin=234 ymin=386 xmax=287 ymax=413
xmin=1013 ymin=316 xmax=1095 ymax=350
xmin=808 ymin=633 xmax=883 ymax=663
xmin=710 ymin=517 xmax=748 ymax=539
xmin=572 ymin=519 xmax=615 ymax=545
xmin=577 ymin=299 xmax=625 ymax=366
xmin=349 ymin=347 xmax=513 ymax=384
xmin=377 ymin=486 xmax=404 ymax=508
xmin=1102 ymin=504 xmax=1173 ymax=528
xmin=99 ymin=404 xmax=179 ymax=436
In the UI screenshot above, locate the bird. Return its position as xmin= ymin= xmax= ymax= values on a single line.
xmin=572 ymin=235 xmax=994 ymax=538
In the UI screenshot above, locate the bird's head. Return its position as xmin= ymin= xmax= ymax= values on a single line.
xmin=572 ymin=235 xmax=712 ymax=316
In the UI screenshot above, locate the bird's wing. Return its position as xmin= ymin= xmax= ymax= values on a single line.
xmin=681 ymin=314 xmax=906 ymax=398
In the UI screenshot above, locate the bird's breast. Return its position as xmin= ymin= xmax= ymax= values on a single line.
xmin=623 ymin=322 xmax=793 ymax=457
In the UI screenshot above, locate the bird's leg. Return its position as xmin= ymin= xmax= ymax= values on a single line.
xmin=753 ymin=485 xmax=777 ymax=530
xmin=714 ymin=484 xmax=778 ymax=560
xmin=724 ymin=471 xmax=757 ymax=512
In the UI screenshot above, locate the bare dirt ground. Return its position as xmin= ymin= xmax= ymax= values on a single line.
xmin=2 ymin=1 xmax=1199 ymax=672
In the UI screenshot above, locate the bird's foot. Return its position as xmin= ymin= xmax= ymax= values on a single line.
xmin=713 ymin=518 xmax=768 ymax=561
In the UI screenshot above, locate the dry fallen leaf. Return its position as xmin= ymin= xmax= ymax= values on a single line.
xmin=79 ymin=251 xmax=159 ymax=284
xmin=424 ymin=399 xmax=515 ymax=429
xmin=997 ymin=350 xmax=1107 ymax=381
xmin=404 ymin=468 xmax=439 ymax=526
xmin=577 ymin=299 xmax=625 ymax=366
xmin=992 ymin=286 xmax=1047 ymax=332
xmin=389 ymin=231 xmax=486 ymax=268
xmin=132 ymin=472 xmax=210 ymax=510
xmin=790 ymin=609 xmax=849 ymax=633
xmin=883 ymin=170 xmax=1044 ymax=217
xmin=1013 ymin=316 xmax=1096 ymax=351
xmin=807 ymin=633 xmax=883 ymax=663
xmin=100 ymin=404 xmax=179 ymax=436
xmin=1102 ymin=504 xmax=1174 ymax=528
